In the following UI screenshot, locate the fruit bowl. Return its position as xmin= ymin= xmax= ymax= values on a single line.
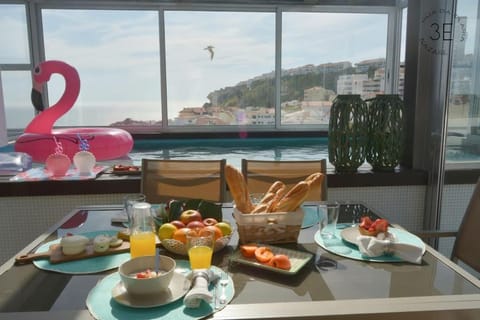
xmin=161 ymin=235 xmax=232 ymax=256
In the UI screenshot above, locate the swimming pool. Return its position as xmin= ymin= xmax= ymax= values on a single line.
xmin=2 ymin=136 xmax=479 ymax=168
xmin=129 ymin=137 xmax=329 ymax=169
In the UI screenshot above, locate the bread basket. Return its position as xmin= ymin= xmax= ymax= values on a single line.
xmin=233 ymin=206 xmax=304 ymax=244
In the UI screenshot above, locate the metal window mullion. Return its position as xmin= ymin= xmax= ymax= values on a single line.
xmin=275 ymin=7 xmax=282 ymax=129
xmin=158 ymin=9 xmax=168 ymax=131
xmin=384 ymin=7 xmax=399 ymax=94
xmin=27 ymin=1 xmax=48 ymax=114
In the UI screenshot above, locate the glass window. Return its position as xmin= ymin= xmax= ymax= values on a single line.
xmin=164 ymin=10 xmax=275 ymax=126
xmin=445 ymin=0 xmax=480 ymax=164
xmin=2 ymin=71 xmax=34 ymax=135
xmin=0 ymin=4 xmax=29 ymax=64
xmin=41 ymin=9 xmax=161 ymax=128
xmin=281 ymin=12 xmax=389 ymax=126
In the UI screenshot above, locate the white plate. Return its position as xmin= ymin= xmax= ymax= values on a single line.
xmin=340 ymin=226 xmax=426 ymax=254
xmin=340 ymin=226 xmax=395 ymax=245
xmin=230 ymin=245 xmax=313 ymax=275
xmin=111 ymin=271 xmax=191 ymax=308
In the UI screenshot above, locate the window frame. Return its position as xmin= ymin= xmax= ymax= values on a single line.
xmin=6 ymin=0 xmax=405 ymax=134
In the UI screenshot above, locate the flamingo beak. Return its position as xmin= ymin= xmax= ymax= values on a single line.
xmin=31 ymin=88 xmax=45 ymax=112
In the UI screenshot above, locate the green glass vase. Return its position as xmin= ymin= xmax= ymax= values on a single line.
xmin=328 ymin=95 xmax=368 ymax=173
xmin=366 ymin=94 xmax=405 ymax=171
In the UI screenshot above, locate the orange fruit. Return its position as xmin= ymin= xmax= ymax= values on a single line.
xmin=200 ymin=225 xmax=223 ymax=240
xmin=240 ymin=244 xmax=258 ymax=258
xmin=172 ymin=227 xmax=192 ymax=244
xmin=254 ymin=246 xmax=274 ymax=263
xmin=270 ymin=254 xmax=291 ymax=270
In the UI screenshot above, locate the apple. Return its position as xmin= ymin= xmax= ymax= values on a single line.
xmin=179 ymin=209 xmax=202 ymax=225
xmin=158 ymin=223 xmax=177 ymax=240
xmin=215 ymin=222 xmax=233 ymax=236
xmin=202 ymin=217 xmax=218 ymax=226
xmin=186 ymin=220 xmax=205 ymax=230
xmin=170 ymin=220 xmax=186 ymax=229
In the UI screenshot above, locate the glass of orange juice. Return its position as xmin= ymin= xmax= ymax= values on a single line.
xmin=186 ymin=229 xmax=215 ymax=270
xmin=130 ymin=202 xmax=156 ymax=258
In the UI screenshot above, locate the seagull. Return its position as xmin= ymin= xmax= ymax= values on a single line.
xmin=204 ymin=45 xmax=215 ymax=60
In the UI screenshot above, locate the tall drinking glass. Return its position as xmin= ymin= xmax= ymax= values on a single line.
xmin=186 ymin=229 xmax=215 ymax=270
xmin=123 ymin=194 xmax=146 ymax=227
xmin=318 ymin=202 xmax=340 ymax=239
xmin=130 ymin=202 xmax=156 ymax=258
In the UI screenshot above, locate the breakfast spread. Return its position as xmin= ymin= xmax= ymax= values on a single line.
xmin=358 ymin=216 xmax=389 ymax=237
xmin=225 ymin=164 xmax=324 ymax=214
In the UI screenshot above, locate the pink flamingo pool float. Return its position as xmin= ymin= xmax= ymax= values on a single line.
xmin=14 ymin=60 xmax=133 ymax=162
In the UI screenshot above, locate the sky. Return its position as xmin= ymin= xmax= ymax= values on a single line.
xmin=1 ymin=2 xmax=479 ymax=128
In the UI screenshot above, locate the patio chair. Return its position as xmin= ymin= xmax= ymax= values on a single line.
xmin=241 ymin=159 xmax=328 ymax=201
xmin=416 ymin=177 xmax=480 ymax=273
xmin=141 ymin=159 xmax=226 ymax=203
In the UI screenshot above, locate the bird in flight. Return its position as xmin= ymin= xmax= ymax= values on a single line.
xmin=204 ymin=45 xmax=215 ymax=60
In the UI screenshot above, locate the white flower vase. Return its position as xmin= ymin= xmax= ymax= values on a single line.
xmin=73 ymin=151 xmax=96 ymax=176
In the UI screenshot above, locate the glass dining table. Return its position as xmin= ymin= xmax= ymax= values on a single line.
xmin=0 ymin=202 xmax=479 ymax=320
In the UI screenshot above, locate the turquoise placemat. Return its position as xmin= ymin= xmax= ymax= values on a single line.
xmin=301 ymin=206 xmax=318 ymax=229
xmin=86 ymin=260 xmax=234 ymax=320
xmin=314 ymin=227 xmax=425 ymax=263
xmin=33 ymin=230 xmax=130 ymax=274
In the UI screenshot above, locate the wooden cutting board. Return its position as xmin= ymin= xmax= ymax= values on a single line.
xmin=15 ymin=239 xmax=161 ymax=265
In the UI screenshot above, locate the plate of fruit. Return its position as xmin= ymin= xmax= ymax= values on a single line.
xmin=341 ymin=216 xmax=392 ymax=246
xmin=231 ymin=244 xmax=313 ymax=275
xmin=156 ymin=199 xmax=233 ymax=255
xmin=112 ymin=164 xmax=141 ymax=175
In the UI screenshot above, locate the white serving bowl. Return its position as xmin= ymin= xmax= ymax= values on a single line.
xmin=119 ymin=255 xmax=176 ymax=296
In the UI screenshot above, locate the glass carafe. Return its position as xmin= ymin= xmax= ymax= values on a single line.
xmin=129 ymin=202 xmax=156 ymax=258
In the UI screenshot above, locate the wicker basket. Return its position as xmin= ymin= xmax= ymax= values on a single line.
xmin=233 ymin=206 xmax=304 ymax=244
xmin=161 ymin=236 xmax=232 ymax=256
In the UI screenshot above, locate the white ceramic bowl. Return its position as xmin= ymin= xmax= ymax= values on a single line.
xmin=119 ymin=255 xmax=176 ymax=296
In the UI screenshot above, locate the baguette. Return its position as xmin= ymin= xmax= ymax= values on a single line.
xmin=273 ymin=181 xmax=309 ymax=212
xmin=225 ymin=164 xmax=254 ymax=213
xmin=266 ymin=181 xmax=286 ymax=194
xmin=251 ymin=203 xmax=269 ymax=213
xmin=266 ymin=186 xmax=287 ymax=212
xmin=304 ymin=172 xmax=325 ymax=200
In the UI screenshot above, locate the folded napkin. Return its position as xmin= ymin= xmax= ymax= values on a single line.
xmin=184 ymin=270 xmax=219 ymax=308
xmin=357 ymin=234 xmax=423 ymax=264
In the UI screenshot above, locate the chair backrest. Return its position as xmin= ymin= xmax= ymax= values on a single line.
xmin=451 ymin=177 xmax=480 ymax=273
xmin=241 ymin=159 xmax=327 ymax=201
xmin=141 ymin=159 xmax=226 ymax=203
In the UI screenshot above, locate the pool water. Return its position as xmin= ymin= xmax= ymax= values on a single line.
xmin=2 ymin=136 xmax=479 ymax=168
xmin=129 ymin=137 xmax=329 ymax=169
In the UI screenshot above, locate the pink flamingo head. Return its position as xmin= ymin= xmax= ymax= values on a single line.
xmin=25 ymin=60 xmax=81 ymax=134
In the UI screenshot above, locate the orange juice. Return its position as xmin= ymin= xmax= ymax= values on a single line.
xmin=188 ymin=246 xmax=213 ymax=269
xmin=130 ymin=231 xmax=156 ymax=258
